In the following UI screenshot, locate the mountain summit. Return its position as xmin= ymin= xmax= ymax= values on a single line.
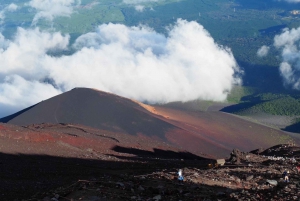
xmin=0 ymin=88 xmax=174 ymax=138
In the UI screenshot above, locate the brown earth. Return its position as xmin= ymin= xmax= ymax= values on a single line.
xmin=1 ymin=88 xmax=299 ymax=158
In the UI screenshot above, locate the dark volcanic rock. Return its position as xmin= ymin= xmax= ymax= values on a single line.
xmin=229 ymin=149 xmax=242 ymax=164
xmin=24 ymin=144 xmax=300 ymax=201
xmin=250 ymin=148 xmax=264 ymax=155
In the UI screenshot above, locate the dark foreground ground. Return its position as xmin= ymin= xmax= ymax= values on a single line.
xmin=0 ymin=121 xmax=300 ymax=200
xmin=14 ymin=144 xmax=300 ymax=201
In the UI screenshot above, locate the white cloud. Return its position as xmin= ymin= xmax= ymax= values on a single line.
xmin=0 ymin=75 xmax=61 ymax=114
xmin=135 ymin=5 xmax=145 ymax=12
xmin=257 ymin=45 xmax=269 ymax=57
xmin=0 ymin=19 xmax=240 ymax=117
xmin=123 ymin=0 xmax=160 ymax=4
xmin=0 ymin=28 xmax=69 ymax=117
xmin=283 ymin=0 xmax=300 ymax=3
xmin=274 ymin=27 xmax=300 ymax=89
xmin=279 ymin=62 xmax=294 ymax=85
xmin=7 ymin=4 xmax=19 ymax=12
xmin=28 ymin=0 xmax=81 ymax=25
xmin=122 ymin=0 xmax=160 ymax=12
xmin=0 ymin=27 xmax=69 ymax=80
xmin=0 ymin=4 xmax=19 ymax=24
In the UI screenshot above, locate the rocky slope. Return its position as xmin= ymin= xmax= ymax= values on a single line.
xmin=31 ymin=144 xmax=300 ymax=201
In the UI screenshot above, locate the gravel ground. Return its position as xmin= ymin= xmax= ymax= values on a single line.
xmin=29 ymin=144 xmax=300 ymax=201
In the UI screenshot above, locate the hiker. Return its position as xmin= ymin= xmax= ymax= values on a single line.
xmin=283 ymin=170 xmax=289 ymax=182
xmin=178 ymin=169 xmax=184 ymax=181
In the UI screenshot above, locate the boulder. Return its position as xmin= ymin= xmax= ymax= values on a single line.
xmin=216 ymin=159 xmax=226 ymax=166
xmin=246 ymin=175 xmax=254 ymax=181
xmin=229 ymin=149 xmax=242 ymax=164
xmin=266 ymin=180 xmax=278 ymax=186
xmin=153 ymin=195 xmax=162 ymax=200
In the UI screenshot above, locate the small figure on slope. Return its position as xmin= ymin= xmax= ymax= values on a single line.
xmin=283 ymin=170 xmax=289 ymax=182
xmin=178 ymin=169 xmax=184 ymax=181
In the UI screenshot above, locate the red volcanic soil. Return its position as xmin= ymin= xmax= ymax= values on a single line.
xmin=0 ymin=123 xmax=186 ymax=158
xmin=0 ymin=122 xmax=208 ymax=200
xmin=1 ymin=87 xmax=299 ymax=158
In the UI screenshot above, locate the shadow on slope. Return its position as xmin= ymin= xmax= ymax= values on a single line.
xmin=221 ymin=60 xmax=292 ymax=114
xmin=111 ymin=146 xmax=206 ymax=160
xmin=283 ymin=122 xmax=300 ymax=134
xmin=220 ymin=101 xmax=260 ymax=114
xmin=221 ymin=93 xmax=265 ymax=113
xmin=4 ymin=148 xmax=298 ymax=201
xmin=0 ymin=149 xmax=211 ymax=200
xmin=0 ymin=104 xmax=37 ymax=123
xmin=239 ymin=61 xmax=284 ymax=92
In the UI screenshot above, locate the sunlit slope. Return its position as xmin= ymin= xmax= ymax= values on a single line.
xmin=1 ymin=88 xmax=298 ymax=157
xmin=149 ymin=105 xmax=299 ymax=156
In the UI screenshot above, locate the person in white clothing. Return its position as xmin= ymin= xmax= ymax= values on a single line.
xmin=178 ymin=169 xmax=184 ymax=181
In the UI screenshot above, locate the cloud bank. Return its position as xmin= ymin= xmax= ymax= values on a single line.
xmin=274 ymin=27 xmax=300 ymax=89
xmin=28 ymin=0 xmax=81 ymax=25
xmin=0 ymin=19 xmax=240 ymax=117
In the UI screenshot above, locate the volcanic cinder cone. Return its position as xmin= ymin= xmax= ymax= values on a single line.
xmin=0 ymin=88 xmax=175 ymax=139
xmin=1 ymin=87 xmax=300 ymax=158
